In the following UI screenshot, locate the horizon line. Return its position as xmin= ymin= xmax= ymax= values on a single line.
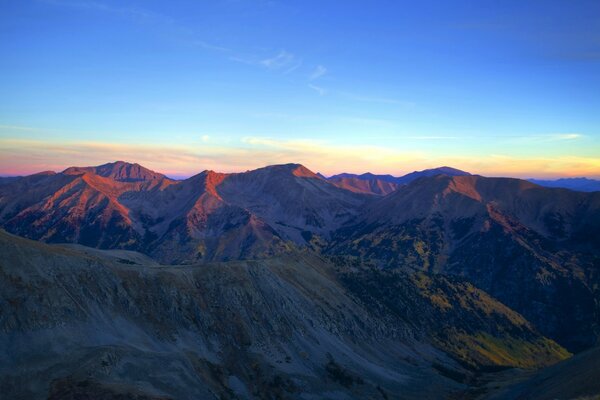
xmin=0 ymin=160 xmax=599 ymax=182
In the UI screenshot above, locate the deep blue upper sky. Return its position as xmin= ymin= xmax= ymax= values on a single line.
xmin=1 ymin=0 xmax=599 ymax=178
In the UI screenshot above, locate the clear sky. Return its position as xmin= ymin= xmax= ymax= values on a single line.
xmin=1 ymin=0 xmax=599 ymax=178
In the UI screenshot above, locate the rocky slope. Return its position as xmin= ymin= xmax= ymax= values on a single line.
xmin=0 ymin=162 xmax=367 ymax=263
xmin=0 ymin=230 xmax=568 ymax=399
xmin=329 ymin=174 xmax=600 ymax=352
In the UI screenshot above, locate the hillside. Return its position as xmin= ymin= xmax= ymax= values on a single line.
xmin=329 ymin=174 xmax=600 ymax=352
xmin=0 ymin=230 xmax=568 ymax=399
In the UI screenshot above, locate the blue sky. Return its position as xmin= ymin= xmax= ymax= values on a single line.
xmin=1 ymin=0 xmax=599 ymax=178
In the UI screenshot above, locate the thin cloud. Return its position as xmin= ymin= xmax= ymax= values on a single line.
xmin=42 ymin=0 xmax=235 ymax=58
xmin=229 ymin=55 xmax=256 ymax=65
xmin=511 ymin=133 xmax=584 ymax=142
xmin=340 ymin=92 xmax=415 ymax=107
xmin=0 ymin=125 xmax=39 ymax=132
xmin=308 ymin=84 xmax=327 ymax=96
xmin=309 ymin=65 xmax=327 ymax=81
xmin=404 ymin=136 xmax=459 ymax=140
xmin=232 ymin=50 xmax=302 ymax=74
xmin=193 ymin=40 xmax=230 ymax=53
xmin=42 ymin=0 xmax=175 ymax=24
xmin=550 ymin=133 xmax=582 ymax=140
xmin=260 ymin=50 xmax=296 ymax=70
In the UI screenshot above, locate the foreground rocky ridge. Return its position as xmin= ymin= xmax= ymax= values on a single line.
xmin=0 ymin=231 xmax=568 ymax=399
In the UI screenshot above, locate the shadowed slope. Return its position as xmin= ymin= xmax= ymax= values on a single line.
xmin=489 ymin=346 xmax=600 ymax=400
xmin=123 ymin=170 xmax=291 ymax=263
xmin=0 ymin=231 xmax=568 ymax=399
xmin=330 ymin=175 xmax=600 ymax=352
xmin=217 ymin=163 xmax=368 ymax=244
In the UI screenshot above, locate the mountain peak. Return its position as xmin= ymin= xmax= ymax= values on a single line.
xmin=63 ymin=161 xmax=168 ymax=182
xmin=405 ymin=166 xmax=470 ymax=177
xmin=32 ymin=170 xmax=57 ymax=176
xmin=432 ymin=166 xmax=470 ymax=175
xmin=256 ymin=163 xmax=320 ymax=178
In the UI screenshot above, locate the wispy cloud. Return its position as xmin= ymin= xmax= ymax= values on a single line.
xmin=309 ymin=65 xmax=327 ymax=81
xmin=41 ymin=0 xmax=175 ymax=24
xmin=510 ymin=133 xmax=584 ymax=142
xmin=231 ymin=49 xmax=302 ymax=74
xmin=260 ymin=50 xmax=301 ymax=72
xmin=404 ymin=136 xmax=459 ymax=140
xmin=0 ymin=125 xmax=39 ymax=132
xmin=193 ymin=40 xmax=230 ymax=53
xmin=42 ymin=0 xmax=234 ymax=56
xmin=340 ymin=92 xmax=415 ymax=107
xmin=308 ymin=84 xmax=327 ymax=96
xmin=549 ymin=133 xmax=582 ymax=140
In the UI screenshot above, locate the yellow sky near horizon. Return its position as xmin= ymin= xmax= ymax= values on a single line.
xmin=1 ymin=137 xmax=599 ymax=180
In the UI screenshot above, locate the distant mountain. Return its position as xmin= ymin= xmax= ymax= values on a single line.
xmin=327 ymin=166 xmax=470 ymax=195
xmin=0 ymin=161 xmax=173 ymax=252
xmin=0 ymin=162 xmax=366 ymax=263
xmin=328 ymin=172 xmax=400 ymax=184
xmin=63 ymin=160 xmax=170 ymax=182
xmin=528 ymin=177 xmax=600 ymax=192
xmin=328 ymin=175 xmax=399 ymax=195
xmin=394 ymin=166 xmax=471 ymax=184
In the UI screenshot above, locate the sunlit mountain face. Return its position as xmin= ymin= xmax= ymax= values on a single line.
xmin=2 ymin=0 xmax=600 ymax=398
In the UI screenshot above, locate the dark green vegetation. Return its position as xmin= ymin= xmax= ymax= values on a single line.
xmin=1 ymin=162 xmax=600 ymax=399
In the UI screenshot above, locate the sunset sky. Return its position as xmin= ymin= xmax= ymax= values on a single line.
xmin=1 ymin=0 xmax=599 ymax=179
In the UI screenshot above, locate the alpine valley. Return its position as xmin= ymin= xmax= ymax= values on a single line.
xmin=1 ymin=161 xmax=599 ymax=399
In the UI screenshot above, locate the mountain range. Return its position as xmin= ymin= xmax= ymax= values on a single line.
xmin=325 ymin=166 xmax=471 ymax=195
xmin=1 ymin=161 xmax=599 ymax=399
xmin=528 ymin=177 xmax=600 ymax=192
